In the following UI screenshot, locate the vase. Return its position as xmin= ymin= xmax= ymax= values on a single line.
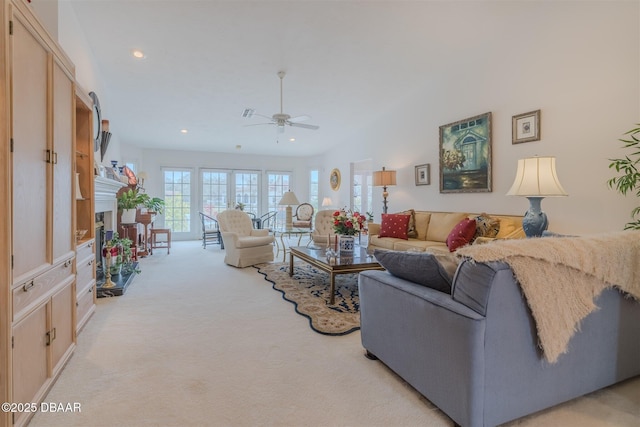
xmin=339 ymin=235 xmax=355 ymax=256
xmin=121 ymin=208 xmax=137 ymax=224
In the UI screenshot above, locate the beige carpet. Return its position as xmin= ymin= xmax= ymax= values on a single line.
xmin=28 ymin=241 xmax=640 ymax=427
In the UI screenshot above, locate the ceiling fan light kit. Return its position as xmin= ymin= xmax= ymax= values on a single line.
xmin=242 ymin=71 xmax=319 ymax=133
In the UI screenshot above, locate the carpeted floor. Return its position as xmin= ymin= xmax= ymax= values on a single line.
xmin=28 ymin=240 xmax=640 ymax=427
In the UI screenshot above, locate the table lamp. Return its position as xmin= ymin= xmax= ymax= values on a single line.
xmin=507 ymin=156 xmax=568 ymax=237
xmin=321 ymin=197 xmax=333 ymax=208
xmin=278 ymin=190 xmax=300 ymax=229
xmin=373 ymin=166 xmax=397 ymax=214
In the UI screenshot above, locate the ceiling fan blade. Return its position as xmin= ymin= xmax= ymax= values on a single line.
xmin=243 ymin=123 xmax=275 ymax=128
xmin=253 ymin=112 xmax=274 ymax=120
xmin=288 ymin=115 xmax=310 ymax=123
xmin=289 ymin=122 xmax=319 ymax=130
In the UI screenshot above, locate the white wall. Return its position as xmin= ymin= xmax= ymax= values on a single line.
xmin=54 ymin=1 xmax=639 ymax=236
xmin=57 ymin=0 xmax=123 ymax=167
xmin=312 ymin=1 xmax=640 ymax=235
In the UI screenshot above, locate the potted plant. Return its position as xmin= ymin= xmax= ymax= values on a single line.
xmin=102 ymin=233 xmax=139 ymax=276
xmin=608 ymin=124 xmax=640 ymax=230
xmin=117 ymin=188 xmax=150 ymax=223
xmin=143 ymin=197 xmax=165 ymax=215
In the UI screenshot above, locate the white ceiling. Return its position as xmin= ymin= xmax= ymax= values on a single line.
xmin=67 ymin=0 xmax=490 ymax=157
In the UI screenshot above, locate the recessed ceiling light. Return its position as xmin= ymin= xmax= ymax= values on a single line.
xmin=132 ymin=49 xmax=146 ymax=59
xmin=180 ymin=129 xmax=188 ymax=134
xmin=289 ymin=138 xmax=296 ymax=142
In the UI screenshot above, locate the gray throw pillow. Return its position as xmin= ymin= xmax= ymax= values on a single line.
xmin=374 ymin=249 xmax=454 ymax=294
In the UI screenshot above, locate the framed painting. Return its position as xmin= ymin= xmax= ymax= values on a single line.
xmin=512 ymin=109 xmax=540 ymax=144
xmin=329 ymin=168 xmax=341 ymax=191
xmin=415 ymin=164 xmax=430 ymax=185
xmin=439 ymin=112 xmax=492 ymax=193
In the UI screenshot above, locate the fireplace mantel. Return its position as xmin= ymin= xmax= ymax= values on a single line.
xmin=95 ymin=176 xmax=127 ymax=231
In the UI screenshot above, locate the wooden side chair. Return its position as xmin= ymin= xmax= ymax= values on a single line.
xmin=292 ymin=203 xmax=314 ymax=229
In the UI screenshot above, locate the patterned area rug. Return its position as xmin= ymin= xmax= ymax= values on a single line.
xmin=255 ymin=262 xmax=360 ymax=336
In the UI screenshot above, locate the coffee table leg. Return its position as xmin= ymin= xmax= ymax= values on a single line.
xmin=289 ymin=252 xmax=294 ymax=277
xmin=329 ymin=273 xmax=336 ymax=305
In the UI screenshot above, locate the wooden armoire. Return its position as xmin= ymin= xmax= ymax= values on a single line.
xmin=1 ymin=1 xmax=96 ymax=425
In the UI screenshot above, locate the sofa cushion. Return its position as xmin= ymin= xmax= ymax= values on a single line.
xmin=413 ymin=212 xmax=432 ymax=241
xmin=369 ymin=235 xmax=404 ymax=250
xmin=374 ymin=249 xmax=454 ymax=293
xmin=474 ymin=213 xmax=500 ymax=239
xmin=396 ymin=209 xmax=418 ymax=238
xmin=393 ymin=240 xmax=448 ymax=252
xmin=446 ymin=218 xmax=477 ymax=252
xmin=379 ymin=213 xmax=411 ymax=239
xmin=426 ymin=212 xmax=468 ymax=242
xmin=495 ymin=217 xmax=525 ymax=239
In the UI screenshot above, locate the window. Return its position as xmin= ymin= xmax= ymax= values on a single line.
xmin=163 ymin=168 xmax=192 ymax=233
xmin=202 ymin=170 xmax=228 ymax=216
xmin=234 ymin=172 xmax=260 ymax=214
xmin=309 ymin=169 xmax=319 ymax=212
xmin=201 ymin=169 xmax=261 ymax=217
xmin=267 ymin=172 xmax=292 ymax=228
xmin=352 ymin=160 xmax=373 ymax=216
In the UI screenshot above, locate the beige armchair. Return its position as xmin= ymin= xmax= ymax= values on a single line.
xmin=217 ymin=210 xmax=275 ymax=267
xmin=310 ymin=209 xmax=338 ymax=246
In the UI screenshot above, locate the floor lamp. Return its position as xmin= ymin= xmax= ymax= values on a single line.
xmin=278 ymin=190 xmax=300 ymax=229
xmin=507 ymin=156 xmax=567 ymax=237
xmin=373 ymin=166 xmax=397 ymax=214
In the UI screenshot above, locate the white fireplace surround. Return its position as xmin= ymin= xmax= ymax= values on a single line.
xmin=95 ymin=176 xmax=127 ymax=231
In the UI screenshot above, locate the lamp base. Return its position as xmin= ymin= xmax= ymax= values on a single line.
xmin=522 ymin=197 xmax=549 ymax=237
xmin=285 ymin=206 xmax=293 ymax=229
xmin=382 ymin=187 xmax=389 ymax=214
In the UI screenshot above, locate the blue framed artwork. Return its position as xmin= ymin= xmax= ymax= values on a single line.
xmin=439 ymin=112 xmax=492 ymax=193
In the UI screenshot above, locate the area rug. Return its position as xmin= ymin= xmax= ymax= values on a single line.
xmin=255 ymin=262 xmax=360 ymax=336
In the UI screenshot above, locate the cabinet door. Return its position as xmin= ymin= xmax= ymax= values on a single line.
xmin=11 ymin=14 xmax=49 ymax=283
xmin=52 ymin=61 xmax=74 ymax=263
xmin=12 ymin=303 xmax=48 ymax=418
xmin=50 ymin=279 xmax=75 ymax=376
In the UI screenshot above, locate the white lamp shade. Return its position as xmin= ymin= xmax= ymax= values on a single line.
xmin=278 ymin=190 xmax=300 ymax=206
xmin=321 ymin=197 xmax=333 ymax=207
xmin=507 ymin=156 xmax=568 ymax=197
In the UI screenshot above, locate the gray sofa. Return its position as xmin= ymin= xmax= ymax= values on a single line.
xmin=358 ymin=258 xmax=640 ymax=426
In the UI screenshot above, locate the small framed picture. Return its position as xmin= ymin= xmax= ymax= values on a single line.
xmin=415 ymin=164 xmax=430 ymax=186
xmin=512 ymin=110 xmax=541 ymax=144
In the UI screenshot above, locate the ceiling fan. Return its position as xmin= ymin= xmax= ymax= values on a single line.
xmin=242 ymin=71 xmax=319 ymax=133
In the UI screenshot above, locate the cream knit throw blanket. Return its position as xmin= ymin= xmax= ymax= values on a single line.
xmin=456 ymin=231 xmax=640 ymax=363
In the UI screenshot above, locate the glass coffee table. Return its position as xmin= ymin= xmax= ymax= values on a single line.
xmin=289 ymin=245 xmax=384 ymax=304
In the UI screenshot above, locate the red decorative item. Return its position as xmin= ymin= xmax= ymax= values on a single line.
xmin=378 ymin=213 xmax=410 ymax=239
xmin=446 ymin=218 xmax=477 ymax=252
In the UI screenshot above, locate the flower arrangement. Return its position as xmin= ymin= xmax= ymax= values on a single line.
xmin=332 ymin=209 xmax=366 ymax=236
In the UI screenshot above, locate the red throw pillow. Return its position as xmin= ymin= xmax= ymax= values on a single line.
xmin=379 ymin=214 xmax=411 ymax=240
xmin=446 ymin=218 xmax=477 ymax=252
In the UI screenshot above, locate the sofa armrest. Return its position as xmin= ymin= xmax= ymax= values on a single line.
xmin=367 ymin=222 xmax=381 ymax=236
xmin=250 ymin=229 xmax=269 ymax=237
